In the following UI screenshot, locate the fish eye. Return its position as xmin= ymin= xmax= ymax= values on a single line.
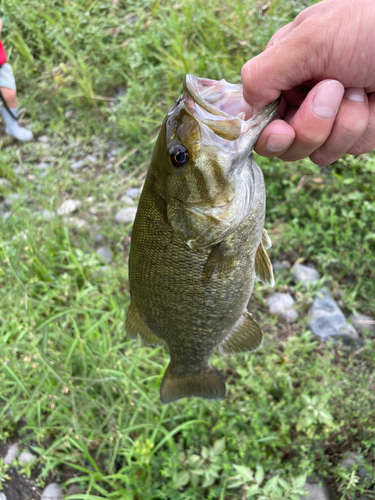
xmin=169 ymin=145 xmax=189 ymax=168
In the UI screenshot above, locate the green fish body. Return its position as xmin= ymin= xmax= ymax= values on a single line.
xmin=126 ymin=75 xmax=278 ymax=404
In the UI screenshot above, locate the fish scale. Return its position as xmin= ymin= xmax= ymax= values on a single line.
xmin=126 ymin=75 xmax=279 ymax=404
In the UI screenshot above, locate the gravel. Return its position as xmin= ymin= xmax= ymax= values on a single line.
xmin=267 ymin=293 xmax=299 ymax=321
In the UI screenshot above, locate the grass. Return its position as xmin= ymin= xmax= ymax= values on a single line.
xmin=0 ymin=0 xmax=374 ymax=498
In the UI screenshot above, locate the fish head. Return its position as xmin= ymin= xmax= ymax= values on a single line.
xmin=152 ymin=74 xmax=279 ymax=248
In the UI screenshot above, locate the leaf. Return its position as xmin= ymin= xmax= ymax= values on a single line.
xmin=190 ymin=471 xmax=200 ymax=488
xmin=202 ymin=470 xmax=215 ymax=488
xmin=176 ymin=470 xmax=190 ymax=488
xmin=246 ymin=484 xmax=260 ymax=497
xmin=188 ymin=454 xmax=203 ymax=469
xmin=255 ymin=465 xmax=264 ymax=485
xmin=278 ymin=477 xmax=290 ymax=491
xmin=233 ymin=465 xmax=254 ymax=482
xmin=293 ymin=473 xmax=307 ymax=489
xmin=263 ymin=475 xmax=279 ymax=494
xmin=212 ymin=437 xmax=225 ymax=455
xmin=227 ymin=478 xmax=245 ymax=489
xmin=201 ymin=446 xmax=209 ymax=460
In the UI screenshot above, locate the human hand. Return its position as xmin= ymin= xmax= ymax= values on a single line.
xmin=240 ymin=0 xmax=375 ymax=166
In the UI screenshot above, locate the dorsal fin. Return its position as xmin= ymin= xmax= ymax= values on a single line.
xmin=255 ymin=240 xmax=274 ymax=287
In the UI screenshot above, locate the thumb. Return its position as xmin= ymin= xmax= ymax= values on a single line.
xmin=240 ymin=22 xmax=323 ymax=115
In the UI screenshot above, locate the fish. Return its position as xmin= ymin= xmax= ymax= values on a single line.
xmin=126 ymin=74 xmax=279 ymax=404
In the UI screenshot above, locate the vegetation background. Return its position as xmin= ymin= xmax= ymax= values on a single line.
xmin=0 ymin=0 xmax=374 ymax=498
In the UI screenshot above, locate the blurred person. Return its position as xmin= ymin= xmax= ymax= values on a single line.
xmin=239 ymin=0 xmax=375 ymax=166
xmin=0 ymin=17 xmax=33 ymax=141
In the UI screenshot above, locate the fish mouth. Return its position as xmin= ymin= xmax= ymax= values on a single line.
xmin=183 ymin=74 xmax=280 ymax=141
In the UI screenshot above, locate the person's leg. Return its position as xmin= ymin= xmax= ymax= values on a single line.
xmin=0 ymin=86 xmax=17 ymax=108
xmin=0 ymin=63 xmax=33 ymax=142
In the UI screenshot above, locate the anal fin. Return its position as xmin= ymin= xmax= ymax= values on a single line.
xmin=160 ymin=364 xmax=225 ymax=404
xmin=125 ymin=302 xmax=166 ymax=347
xmin=255 ymin=240 xmax=275 ymax=287
xmin=219 ymin=312 xmax=263 ymax=354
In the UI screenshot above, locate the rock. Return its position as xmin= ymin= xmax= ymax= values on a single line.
xmin=267 ymin=293 xmax=299 ymax=321
xmin=300 ymin=481 xmax=330 ymax=500
xmin=115 ymin=207 xmax=137 ymax=225
xmin=38 ymin=135 xmax=49 ymax=143
xmin=93 ymin=233 xmax=104 ymax=244
xmin=36 ymin=162 xmax=49 ymax=170
xmin=41 ymin=483 xmax=63 ymax=500
xmin=66 ymin=484 xmax=82 ymax=495
xmin=63 ymin=217 xmax=86 ymax=229
xmin=272 ymin=261 xmax=288 ymax=272
xmin=350 ymin=312 xmax=375 ymax=334
xmin=19 ymin=451 xmax=36 ymax=464
xmin=4 ymin=443 xmax=18 ymax=464
xmin=120 ymin=194 xmax=135 ymax=206
xmin=292 ymin=263 xmax=320 ymax=286
xmin=35 ymin=209 xmax=55 ymax=220
xmin=70 ymin=160 xmax=84 ymax=170
xmin=2 ymin=212 xmax=11 ymax=220
xmin=0 ymin=178 xmax=12 ymax=189
xmin=106 ymin=162 xmax=114 ymax=170
xmin=126 ymin=187 xmax=141 ymax=199
xmin=57 ymin=199 xmax=82 ymax=216
xmin=4 ymin=193 xmax=20 ymax=207
xmin=96 ymin=246 xmax=113 ymax=264
xmin=309 ymin=289 xmax=359 ymax=343
xmin=87 ymin=154 xmax=97 ymax=163
xmin=0 ymin=493 xmax=7 ymax=500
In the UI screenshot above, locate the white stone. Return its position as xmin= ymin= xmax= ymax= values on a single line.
xmin=292 ymin=263 xmax=320 ymax=286
xmin=350 ymin=312 xmax=375 ymax=334
xmin=4 ymin=193 xmax=20 ymax=207
xmin=37 ymin=209 xmax=55 ymax=220
xmin=300 ymin=481 xmax=330 ymax=500
xmin=115 ymin=207 xmax=137 ymax=225
xmin=41 ymin=483 xmax=63 ymax=500
xmin=0 ymin=178 xmax=12 ymax=189
xmin=96 ymin=246 xmax=113 ymax=264
xmin=38 ymin=135 xmax=49 ymax=143
xmin=267 ymin=293 xmax=299 ymax=321
xmin=70 ymin=160 xmax=84 ymax=170
xmin=19 ymin=450 xmax=36 ymax=464
xmin=57 ymin=199 xmax=82 ymax=216
xmin=120 ymin=194 xmax=135 ymax=205
xmin=310 ymin=289 xmax=359 ymax=343
xmin=4 ymin=442 xmax=18 ymax=464
xmin=126 ymin=187 xmax=141 ymax=199
xmin=64 ymin=217 xmax=86 ymax=229
xmin=0 ymin=492 xmax=7 ymax=500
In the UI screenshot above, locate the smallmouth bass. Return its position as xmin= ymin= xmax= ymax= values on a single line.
xmin=126 ymin=75 xmax=278 ymax=404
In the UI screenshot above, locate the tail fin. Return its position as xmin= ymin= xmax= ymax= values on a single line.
xmin=160 ymin=364 xmax=226 ymax=404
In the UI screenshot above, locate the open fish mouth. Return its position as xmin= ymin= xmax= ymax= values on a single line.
xmin=183 ymin=74 xmax=280 ymax=141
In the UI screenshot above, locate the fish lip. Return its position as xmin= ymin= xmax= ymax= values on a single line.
xmin=182 ymin=74 xmax=280 ymax=140
xmin=184 ymin=74 xmax=280 ymax=122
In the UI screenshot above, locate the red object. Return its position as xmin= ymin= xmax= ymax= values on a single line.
xmin=0 ymin=40 xmax=7 ymax=66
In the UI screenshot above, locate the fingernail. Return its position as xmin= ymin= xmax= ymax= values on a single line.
xmin=344 ymin=87 xmax=366 ymax=102
xmin=266 ymin=134 xmax=294 ymax=153
xmin=238 ymin=97 xmax=253 ymax=120
xmin=312 ymin=81 xmax=344 ymax=118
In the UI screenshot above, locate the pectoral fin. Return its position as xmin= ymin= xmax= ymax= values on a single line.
xmin=255 ymin=241 xmax=275 ymax=287
xmin=202 ymin=243 xmax=237 ymax=284
xmin=125 ymin=302 xmax=166 ymax=347
xmin=219 ymin=312 xmax=263 ymax=354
